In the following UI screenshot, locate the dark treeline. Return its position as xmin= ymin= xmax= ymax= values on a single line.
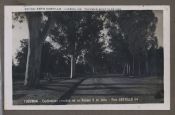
xmin=12 ymin=40 xmax=163 ymax=78
xmin=12 ymin=11 xmax=163 ymax=88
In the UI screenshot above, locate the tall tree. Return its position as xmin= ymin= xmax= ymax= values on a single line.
xmin=50 ymin=12 xmax=104 ymax=78
xmin=81 ymin=12 xmax=105 ymax=73
xmin=24 ymin=12 xmax=55 ymax=88
xmin=105 ymin=11 xmax=132 ymax=75
xmin=107 ymin=11 xmax=158 ymax=75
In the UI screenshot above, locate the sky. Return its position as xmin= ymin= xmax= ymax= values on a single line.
xmin=153 ymin=10 xmax=163 ymax=47
xmin=12 ymin=10 xmax=163 ymax=64
xmin=12 ymin=17 xmax=29 ymax=62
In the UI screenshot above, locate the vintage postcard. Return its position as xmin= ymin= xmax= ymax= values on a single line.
xmin=4 ymin=5 xmax=170 ymax=110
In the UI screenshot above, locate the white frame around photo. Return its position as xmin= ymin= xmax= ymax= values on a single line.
xmin=4 ymin=5 xmax=170 ymax=110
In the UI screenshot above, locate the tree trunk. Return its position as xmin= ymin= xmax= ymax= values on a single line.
xmin=145 ymin=60 xmax=149 ymax=76
xmin=70 ymin=55 xmax=75 ymax=79
xmin=126 ymin=64 xmax=129 ymax=75
xmin=128 ymin=64 xmax=131 ymax=75
xmin=138 ymin=61 xmax=141 ymax=76
xmin=123 ymin=63 xmax=130 ymax=75
xmin=132 ymin=56 xmax=135 ymax=75
xmin=122 ymin=64 xmax=126 ymax=75
xmin=126 ymin=63 xmax=131 ymax=75
xmin=24 ymin=12 xmax=55 ymax=88
xmin=24 ymin=13 xmax=43 ymax=88
xmin=92 ymin=66 xmax=95 ymax=74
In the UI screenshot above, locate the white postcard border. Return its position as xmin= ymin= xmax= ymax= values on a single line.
xmin=4 ymin=5 xmax=170 ymax=110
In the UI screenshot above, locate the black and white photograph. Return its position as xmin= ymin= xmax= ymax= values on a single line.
xmin=4 ymin=6 xmax=170 ymax=110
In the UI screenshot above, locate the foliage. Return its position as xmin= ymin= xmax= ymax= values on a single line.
xmin=13 ymin=11 xmax=163 ymax=80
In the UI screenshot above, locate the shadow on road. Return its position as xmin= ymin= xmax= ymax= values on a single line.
xmin=55 ymin=78 xmax=86 ymax=105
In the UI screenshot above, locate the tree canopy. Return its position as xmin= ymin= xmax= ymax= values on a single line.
xmin=12 ymin=11 xmax=163 ymax=88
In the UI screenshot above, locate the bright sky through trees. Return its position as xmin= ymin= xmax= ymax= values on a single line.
xmin=12 ymin=11 xmax=163 ymax=65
